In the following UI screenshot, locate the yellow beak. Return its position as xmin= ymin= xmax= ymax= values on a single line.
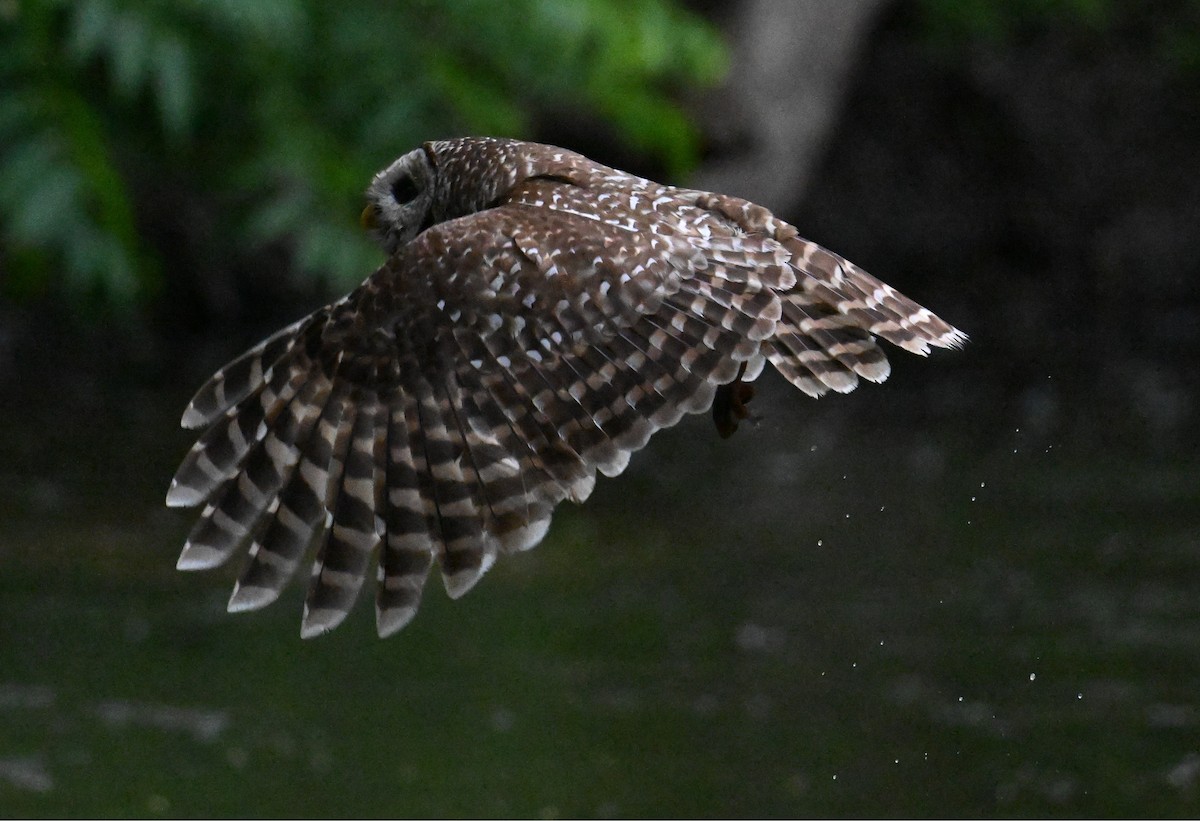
xmin=360 ymin=204 xmax=379 ymax=231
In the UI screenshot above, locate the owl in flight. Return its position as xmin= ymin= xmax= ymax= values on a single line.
xmin=167 ymin=137 xmax=965 ymax=638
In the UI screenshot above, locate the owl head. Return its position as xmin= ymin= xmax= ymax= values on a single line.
xmin=361 ymin=146 xmax=439 ymax=255
xmin=361 ymin=138 xmax=590 ymax=256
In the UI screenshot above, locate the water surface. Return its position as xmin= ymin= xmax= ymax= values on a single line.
xmin=1 ymin=343 xmax=1197 ymax=817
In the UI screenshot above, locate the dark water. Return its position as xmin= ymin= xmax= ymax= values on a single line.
xmin=1 ymin=340 xmax=1197 ymax=817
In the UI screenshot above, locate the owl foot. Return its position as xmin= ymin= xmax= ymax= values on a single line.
xmin=713 ymin=362 xmax=757 ymax=439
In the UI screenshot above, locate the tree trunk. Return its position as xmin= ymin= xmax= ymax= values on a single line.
xmin=692 ymin=0 xmax=890 ymax=213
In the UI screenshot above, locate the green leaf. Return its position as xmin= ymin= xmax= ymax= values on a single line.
xmin=152 ymin=34 xmax=193 ymax=136
xmin=8 ymin=165 xmax=81 ymax=245
xmin=108 ymin=10 xmax=150 ymax=99
xmin=1 ymin=0 xmax=729 ymax=312
xmin=65 ymin=0 xmax=113 ymax=62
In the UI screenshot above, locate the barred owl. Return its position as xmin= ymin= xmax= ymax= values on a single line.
xmin=167 ymin=137 xmax=965 ymax=638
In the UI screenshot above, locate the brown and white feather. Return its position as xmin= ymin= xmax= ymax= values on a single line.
xmin=168 ymin=137 xmax=965 ymax=638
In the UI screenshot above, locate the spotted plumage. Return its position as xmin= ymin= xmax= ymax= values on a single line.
xmin=167 ymin=136 xmax=966 ymax=638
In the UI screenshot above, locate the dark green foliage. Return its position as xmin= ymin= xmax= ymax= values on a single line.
xmin=0 ymin=0 xmax=726 ymax=308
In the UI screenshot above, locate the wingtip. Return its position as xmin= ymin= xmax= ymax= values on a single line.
xmin=376 ymin=606 xmax=418 ymax=638
xmin=944 ymin=328 xmax=970 ymax=349
xmin=176 ymin=542 xmax=226 ymax=571
xmin=857 ymin=358 xmax=892 ymax=385
xmin=566 ymin=472 xmax=597 ymax=504
xmin=498 ymin=517 xmax=551 ymax=553
xmin=227 ymin=582 xmax=280 ymax=613
xmin=164 ymin=480 xmax=204 ymax=508
xmin=441 ymin=552 xmax=496 ymax=600
xmin=595 ymin=448 xmax=631 ymax=479
xmin=180 ymin=405 xmax=208 ymax=429
xmin=300 ymin=605 xmax=348 ymax=639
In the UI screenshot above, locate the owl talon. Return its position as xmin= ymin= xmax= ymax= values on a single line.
xmin=713 ymin=363 xmax=756 ymax=438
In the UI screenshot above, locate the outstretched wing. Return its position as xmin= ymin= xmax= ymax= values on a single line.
xmin=165 ymin=201 xmax=759 ymax=637
xmin=679 ymin=190 xmax=967 ymax=397
xmin=166 ymin=178 xmax=964 ymax=639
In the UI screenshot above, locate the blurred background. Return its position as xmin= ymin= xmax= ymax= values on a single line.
xmin=2 ymin=0 xmax=1199 ymax=815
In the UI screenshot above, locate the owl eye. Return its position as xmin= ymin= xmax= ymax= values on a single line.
xmin=390 ymin=174 xmax=420 ymax=205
